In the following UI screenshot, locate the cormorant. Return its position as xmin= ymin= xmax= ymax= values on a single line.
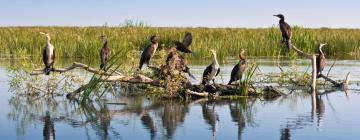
xmin=40 ymin=32 xmax=55 ymax=75
xmin=174 ymin=32 xmax=192 ymax=53
xmin=202 ymin=49 xmax=220 ymax=85
xmin=316 ymin=43 xmax=326 ymax=77
xmin=100 ymin=35 xmax=111 ymax=70
xmin=139 ymin=35 xmax=159 ymax=70
xmin=274 ymin=14 xmax=292 ymax=49
xmin=228 ymin=49 xmax=246 ymax=85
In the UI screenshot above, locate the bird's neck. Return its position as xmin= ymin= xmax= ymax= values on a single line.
xmin=279 ymin=18 xmax=285 ymax=23
xmin=240 ymin=53 xmax=245 ymax=61
xmin=46 ymin=37 xmax=51 ymax=45
xmin=103 ymin=40 xmax=108 ymax=48
xmin=212 ymin=54 xmax=219 ymax=66
xmin=318 ymin=47 xmax=323 ymax=55
xmin=152 ymin=42 xmax=158 ymax=48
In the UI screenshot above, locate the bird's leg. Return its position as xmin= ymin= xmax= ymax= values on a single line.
xmin=212 ymin=79 xmax=216 ymax=85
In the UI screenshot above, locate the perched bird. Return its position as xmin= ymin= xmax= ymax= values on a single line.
xmin=174 ymin=32 xmax=192 ymax=53
xmin=316 ymin=43 xmax=326 ymax=77
xmin=40 ymin=32 xmax=55 ymax=75
xmin=139 ymin=35 xmax=159 ymax=70
xmin=99 ymin=35 xmax=111 ymax=70
xmin=228 ymin=49 xmax=246 ymax=85
xmin=202 ymin=49 xmax=220 ymax=85
xmin=274 ymin=14 xmax=292 ymax=49
xmin=166 ymin=47 xmax=196 ymax=79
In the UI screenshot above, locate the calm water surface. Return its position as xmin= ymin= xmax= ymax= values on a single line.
xmin=0 ymin=58 xmax=360 ymax=140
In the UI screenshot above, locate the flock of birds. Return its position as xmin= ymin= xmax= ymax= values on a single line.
xmin=40 ymin=14 xmax=327 ymax=86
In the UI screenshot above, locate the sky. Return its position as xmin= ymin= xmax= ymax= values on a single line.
xmin=1 ymin=0 xmax=360 ymax=28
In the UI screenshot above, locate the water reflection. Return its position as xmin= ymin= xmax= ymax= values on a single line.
xmin=229 ymin=100 xmax=247 ymax=140
xmin=43 ymin=111 xmax=55 ymax=140
xmin=201 ymin=101 xmax=219 ymax=140
xmin=279 ymin=93 xmax=326 ymax=140
xmin=7 ymin=94 xmax=260 ymax=140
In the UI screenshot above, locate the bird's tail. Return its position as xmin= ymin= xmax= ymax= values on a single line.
xmin=100 ymin=64 xmax=105 ymax=70
xmin=201 ymin=78 xmax=207 ymax=85
xmin=227 ymin=80 xmax=233 ymax=85
xmin=286 ymin=39 xmax=292 ymax=49
xmin=44 ymin=66 xmax=51 ymax=75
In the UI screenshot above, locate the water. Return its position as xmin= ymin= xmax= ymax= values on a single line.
xmin=1 ymin=58 xmax=360 ymax=140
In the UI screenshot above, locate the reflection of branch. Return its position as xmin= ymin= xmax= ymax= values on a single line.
xmin=30 ymin=62 xmax=116 ymax=76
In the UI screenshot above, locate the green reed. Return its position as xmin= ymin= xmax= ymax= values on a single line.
xmin=0 ymin=26 xmax=359 ymax=64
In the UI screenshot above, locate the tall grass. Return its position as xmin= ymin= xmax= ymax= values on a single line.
xmin=0 ymin=26 xmax=359 ymax=64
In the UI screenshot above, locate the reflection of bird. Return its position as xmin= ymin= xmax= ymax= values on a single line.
xmin=175 ymin=32 xmax=192 ymax=53
xmin=201 ymin=103 xmax=219 ymax=140
xmin=141 ymin=113 xmax=156 ymax=140
xmin=100 ymin=35 xmax=111 ymax=70
xmin=229 ymin=102 xmax=246 ymax=140
xmin=139 ymin=35 xmax=159 ymax=70
xmin=43 ymin=111 xmax=55 ymax=140
xmin=228 ymin=49 xmax=246 ymax=85
xmin=274 ymin=14 xmax=292 ymax=49
xmin=316 ymin=43 xmax=326 ymax=77
xmin=40 ymin=32 xmax=55 ymax=75
xmin=202 ymin=49 xmax=220 ymax=85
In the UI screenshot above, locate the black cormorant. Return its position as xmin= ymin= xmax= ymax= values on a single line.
xmin=202 ymin=49 xmax=220 ymax=85
xmin=139 ymin=35 xmax=159 ymax=70
xmin=316 ymin=43 xmax=326 ymax=77
xmin=40 ymin=32 xmax=55 ymax=75
xmin=100 ymin=35 xmax=111 ymax=70
xmin=274 ymin=14 xmax=292 ymax=49
xmin=175 ymin=32 xmax=192 ymax=53
xmin=228 ymin=49 xmax=246 ymax=85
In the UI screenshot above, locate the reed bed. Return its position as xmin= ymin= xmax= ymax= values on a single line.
xmin=0 ymin=26 xmax=359 ymax=65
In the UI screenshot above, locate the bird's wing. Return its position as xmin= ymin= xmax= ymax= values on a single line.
xmin=230 ymin=63 xmax=240 ymax=79
xmin=216 ymin=68 xmax=221 ymax=76
xmin=100 ymin=49 xmax=106 ymax=64
xmin=140 ymin=45 xmax=151 ymax=65
xmin=42 ymin=48 xmax=47 ymax=65
xmin=285 ymin=22 xmax=292 ymax=38
xmin=182 ymin=32 xmax=192 ymax=47
xmin=202 ymin=65 xmax=212 ymax=79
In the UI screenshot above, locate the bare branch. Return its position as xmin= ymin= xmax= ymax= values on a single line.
xmin=30 ymin=62 xmax=117 ymax=76
xmin=291 ymin=45 xmax=317 ymax=59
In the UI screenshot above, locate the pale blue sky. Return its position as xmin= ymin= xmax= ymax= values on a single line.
xmin=1 ymin=0 xmax=359 ymax=28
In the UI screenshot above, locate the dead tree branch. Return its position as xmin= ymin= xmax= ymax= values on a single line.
xmin=30 ymin=62 xmax=117 ymax=76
